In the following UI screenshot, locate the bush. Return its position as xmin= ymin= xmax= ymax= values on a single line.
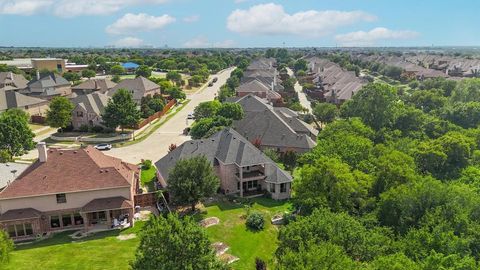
xmin=91 ymin=126 xmax=104 ymax=133
xmin=78 ymin=125 xmax=90 ymax=132
xmin=246 ymin=211 xmax=265 ymax=230
xmin=142 ymin=160 xmax=152 ymax=170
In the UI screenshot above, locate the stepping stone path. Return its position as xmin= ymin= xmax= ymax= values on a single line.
xmin=117 ymin=234 xmax=136 ymax=241
xmin=199 ymin=217 xmax=220 ymax=228
xmin=219 ymin=254 xmax=240 ymax=264
xmin=212 ymin=242 xmax=229 ymax=256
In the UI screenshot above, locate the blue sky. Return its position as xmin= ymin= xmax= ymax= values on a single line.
xmin=0 ymin=0 xmax=479 ymax=48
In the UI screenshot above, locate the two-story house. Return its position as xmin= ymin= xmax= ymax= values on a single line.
xmin=70 ymin=92 xmax=110 ymax=130
xmin=23 ymin=73 xmax=72 ymax=100
xmin=107 ymin=76 xmax=160 ymax=104
xmin=0 ymin=143 xmax=139 ymax=241
xmin=155 ymin=128 xmax=293 ymax=200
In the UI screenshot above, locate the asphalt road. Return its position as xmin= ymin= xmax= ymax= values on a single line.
xmin=287 ymin=68 xmax=312 ymax=113
xmin=105 ymin=67 xmax=235 ymax=164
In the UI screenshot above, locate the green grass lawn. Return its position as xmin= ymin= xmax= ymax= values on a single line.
xmin=197 ymin=197 xmax=292 ymax=270
xmin=28 ymin=123 xmax=46 ymax=131
xmin=4 ymin=222 xmax=145 ymax=270
xmin=140 ymin=166 xmax=157 ymax=191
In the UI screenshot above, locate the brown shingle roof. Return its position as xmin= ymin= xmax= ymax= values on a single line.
xmin=0 ymin=208 xmax=42 ymax=221
xmin=0 ymin=146 xmax=138 ymax=199
xmin=81 ymin=196 xmax=132 ymax=212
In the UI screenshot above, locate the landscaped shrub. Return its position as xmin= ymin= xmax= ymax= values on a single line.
xmin=142 ymin=160 xmax=152 ymax=170
xmin=78 ymin=124 xmax=89 ymax=132
xmin=91 ymin=125 xmax=104 ymax=133
xmin=246 ymin=212 xmax=265 ymax=230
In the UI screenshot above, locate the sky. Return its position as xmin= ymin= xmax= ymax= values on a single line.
xmin=0 ymin=0 xmax=479 ymax=48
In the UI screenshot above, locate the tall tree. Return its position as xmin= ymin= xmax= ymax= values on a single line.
xmin=194 ymin=100 xmax=222 ymax=119
xmin=313 ymin=103 xmax=338 ymax=124
xmin=131 ymin=214 xmax=226 ymax=270
xmin=102 ymin=89 xmax=141 ymax=131
xmin=0 ymin=109 xmax=35 ymax=159
xmin=167 ymin=156 xmax=219 ymax=211
xmin=46 ymin=96 xmax=74 ymax=132
xmin=217 ymin=102 xmax=244 ymax=120
xmin=136 ymin=65 xmax=152 ymax=78
xmin=0 ymin=229 xmax=13 ymax=265
xmin=110 ymin=65 xmax=125 ymax=75
xmin=81 ymin=69 xmax=96 ymax=78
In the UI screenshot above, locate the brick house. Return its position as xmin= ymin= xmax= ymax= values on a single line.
xmin=0 ymin=143 xmax=140 ymax=241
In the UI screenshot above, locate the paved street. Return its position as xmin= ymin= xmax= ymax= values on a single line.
xmin=105 ymin=67 xmax=234 ymax=164
xmin=287 ymin=68 xmax=312 ymax=113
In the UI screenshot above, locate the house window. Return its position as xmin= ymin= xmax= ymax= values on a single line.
xmin=237 ymin=181 xmax=240 ymax=190
xmin=7 ymin=225 xmax=16 ymax=238
xmin=56 ymin=193 xmax=66 ymax=204
xmin=76 ymin=111 xmax=84 ymax=117
xmin=62 ymin=214 xmax=72 ymax=227
xmin=280 ymin=183 xmax=287 ymax=193
xmin=15 ymin=224 xmax=25 ymax=236
xmin=98 ymin=211 xmax=106 ymax=220
xmin=24 ymin=223 xmax=33 ymax=235
xmin=270 ymin=183 xmax=276 ymax=193
xmin=74 ymin=213 xmax=84 ymax=225
xmin=50 ymin=216 xmax=60 ymax=228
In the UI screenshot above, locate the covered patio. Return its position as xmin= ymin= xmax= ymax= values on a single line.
xmin=81 ymin=197 xmax=134 ymax=231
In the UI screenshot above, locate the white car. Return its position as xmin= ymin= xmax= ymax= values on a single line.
xmin=94 ymin=143 xmax=112 ymax=151
xmin=187 ymin=113 xmax=195 ymax=120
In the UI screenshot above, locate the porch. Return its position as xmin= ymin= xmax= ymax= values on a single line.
xmin=81 ymin=197 xmax=134 ymax=231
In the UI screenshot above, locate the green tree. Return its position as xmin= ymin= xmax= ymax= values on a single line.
xmin=367 ymin=253 xmax=419 ymax=270
xmin=166 ymin=71 xmax=182 ymax=85
xmin=164 ymin=86 xmax=186 ymax=100
xmin=136 ymin=65 xmax=152 ymax=78
xmin=102 ymin=89 xmax=141 ymax=131
xmin=110 ymin=65 xmax=125 ymax=75
xmin=313 ymin=103 xmax=338 ymax=124
xmin=167 ymin=156 xmax=219 ymax=211
xmin=81 ymin=69 xmax=96 ymax=78
xmin=190 ymin=117 xmax=232 ymax=139
xmin=293 ymin=59 xmax=308 ymax=72
xmin=217 ymin=102 xmax=244 ymax=120
xmin=294 ymin=157 xmax=373 ymax=214
xmin=0 ymin=229 xmax=13 ymax=264
xmin=194 ymin=100 xmax=222 ymax=119
xmin=341 ymin=83 xmax=398 ymax=131
xmin=46 ymin=96 xmax=74 ymax=132
xmin=63 ymin=72 xmax=81 ymax=82
xmin=131 ymin=214 xmax=225 ymax=270
xmin=0 ymin=109 xmax=35 ymax=159
xmin=450 ymin=78 xmax=480 ymax=102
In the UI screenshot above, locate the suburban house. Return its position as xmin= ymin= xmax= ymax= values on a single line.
xmin=107 ymin=76 xmax=161 ymax=104
xmin=0 ymin=89 xmax=49 ymax=116
xmin=231 ymin=94 xmax=317 ymax=153
xmin=0 ymin=72 xmax=28 ymax=91
xmin=235 ymin=79 xmax=283 ymax=105
xmin=155 ymin=128 xmax=293 ymax=200
xmin=0 ymin=143 xmax=140 ymax=241
xmin=72 ymin=78 xmax=116 ymax=95
xmin=70 ymin=92 xmax=110 ymax=130
xmin=22 ymin=73 xmax=72 ymax=100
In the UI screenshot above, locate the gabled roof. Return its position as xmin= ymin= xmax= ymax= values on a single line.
xmin=0 ymin=208 xmax=42 ymax=222
xmin=232 ymin=95 xmax=317 ymax=150
xmin=0 ymin=146 xmax=138 ymax=199
xmin=71 ymin=92 xmax=109 ymax=116
xmin=155 ymin=128 xmax=292 ymax=184
xmin=108 ymin=76 xmax=160 ymax=101
xmin=0 ymin=90 xmax=48 ymax=112
xmin=72 ymin=78 xmax=116 ymax=93
xmin=28 ymin=73 xmax=70 ymax=90
xmin=0 ymin=72 xmax=28 ymax=91
xmin=236 ymin=79 xmax=270 ymax=93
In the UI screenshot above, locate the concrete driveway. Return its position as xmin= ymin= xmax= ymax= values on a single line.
xmin=105 ymin=68 xmax=235 ymax=164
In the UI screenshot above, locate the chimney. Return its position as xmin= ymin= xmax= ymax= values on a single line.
xmin=36 ymin=70 xmax=40 ymax=80
xmin=37 ymin=142 xmax=47 ymax=163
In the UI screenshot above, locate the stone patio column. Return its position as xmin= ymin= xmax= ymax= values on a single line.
xmin=106 ymin=210 xmax=111 ymax=228
xmin=239 ymin=166 xmax=243 ymax=197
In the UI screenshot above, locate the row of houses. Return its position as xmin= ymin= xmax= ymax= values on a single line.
xmin=304 ymin=57 xmax=366 ymax=104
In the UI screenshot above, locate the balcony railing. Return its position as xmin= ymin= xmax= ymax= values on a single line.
xmin=235 ymin=170 xmax=265 ymax=180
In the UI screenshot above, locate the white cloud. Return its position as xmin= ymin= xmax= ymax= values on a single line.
xmin=335 ymin=27 xmax=420 ymax=46
xmin=106 ymin=13 xmax=175 ymax=35
xmin=114 ymin=36 xmax=144 ymax=47
xmin=183 ymin=36 xmax=235 ymax=48
xmin=0 ymin=0 xmax=52 ymax=15
xmin=227 ymin=3 xmax=376 ymax=37
xmin=183 ymin=15 xmax=199 ymax=23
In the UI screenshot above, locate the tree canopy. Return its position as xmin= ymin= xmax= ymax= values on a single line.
xmin=102 ymin=88 xmax=141 ymax=130
xmin=0 ymin=109 xmax=35 ymax=160
xmin=46 ymin=96 xmax=74 ymax=131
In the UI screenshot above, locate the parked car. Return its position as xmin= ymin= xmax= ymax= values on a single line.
xmin=94 ymin=143 xmax=112 ymax=151
xmin=187 ymin=113 xmax=195 ymax=120
xmin=212 ymin=77 xmax=218 ymax=83
xmin=208 ymin=81 xmax=214 ymax=87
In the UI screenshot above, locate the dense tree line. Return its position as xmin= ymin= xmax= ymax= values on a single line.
xmin=278 ymin=78 xmax=480 ymax=269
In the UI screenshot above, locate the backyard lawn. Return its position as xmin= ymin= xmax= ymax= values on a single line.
xmin=140 ymin=165 xmax=157 ymax=191
xmin=4 ymin=222 xmax=145 ymax=270
xmin=197 ymin=197 xmax=292 ymax=270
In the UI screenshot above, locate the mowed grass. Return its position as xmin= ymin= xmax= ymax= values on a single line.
xmin=197 ymin=197 xmax=292 ymax=270
xmin=4 ymin=222 xmax=145 ymax=270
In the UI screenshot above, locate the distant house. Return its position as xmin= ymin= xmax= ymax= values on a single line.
xmin=0 ymin=143 xmax=140 ymax=241
xmin=0 ymin=72 xmax=28 ymax=91
xmin=23 ymin=73 xmax=72 ymax=100
xmin=155 ymin=128 xmax=293 ymax=200
xmin=232 ymin=94 xmax=318 ymax=153
xmin=0 ymin=89 xmax=49 ymax=116
xmin=236 ymin=79 xmax=282 ymax=105
xmin=71 ymin=92 xmax=110 ymax=130
xmin=72 ymin=78 xmax=116 ymax=95
xmin=107 ymin=76 xmax=161 ymax=104
xmin=121 ymin=62 xmax=139 ymax=74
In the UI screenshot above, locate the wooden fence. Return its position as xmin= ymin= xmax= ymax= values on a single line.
xmin=134 ymin=192 xmax=157 ymax=207
xmin=31 ymin=115 xmax=46 ymax=124
xmin=134 ymin=99 xmax=177 ymax=129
